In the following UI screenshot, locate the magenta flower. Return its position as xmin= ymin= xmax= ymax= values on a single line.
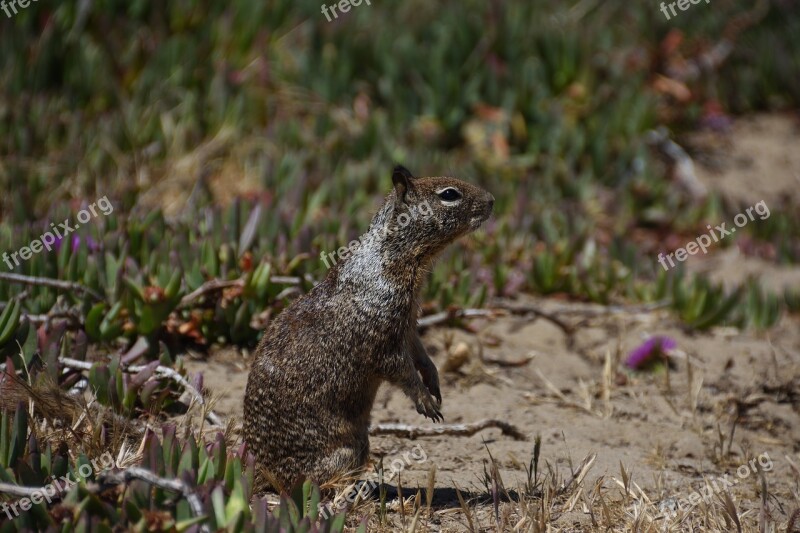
xmin=54 ymin=235 xmax=100 ymax=253
xmin=625 ymin=336 xmax=677 ymax=370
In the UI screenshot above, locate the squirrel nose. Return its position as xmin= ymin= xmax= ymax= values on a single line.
xmin=487 ymin=195 xmax=495 ymax=212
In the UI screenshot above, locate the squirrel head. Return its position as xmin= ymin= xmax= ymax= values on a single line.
xmin=377 ymin=165 xmax=494 ymax=263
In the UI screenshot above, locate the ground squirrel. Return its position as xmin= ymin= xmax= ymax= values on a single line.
xmin=243 ymin=166 xmax=494 ymax=490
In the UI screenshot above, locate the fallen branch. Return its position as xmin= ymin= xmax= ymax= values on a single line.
xmin=370 ymin=419 xmax=526 ymax=441
xmin=100 ymin=467 xmax=206 ymax=528
xmin=0 ymin=272 xmax=104 ymax=301
xmin=179 ymin=279 xmax=244 ymax=309
xmin=493 ymin=298 xmax=670 ymax=317
xmin=480 ymin=351 xmax=535 ymax=368
xmin=417 ymin=309 xmax=495 ymax=328
xmin=59 ymin=357 xmax=224 ymax=427
xmin=416 ymin=299 xmax=651 ymax=341
xmin=178 ymin=275 xmax=305 ymax=309
xmin=553 ymin=300 xmax=670 ymax=316
xmin=26 ymin=310 xmax=83 ymax=327
xmin=491 ymin=302 xmax=575 ymax=343
xmin=0 ymin=481 xmax=50 ymax=499
xmin=0 ymin=467 xmax=208 ymax=533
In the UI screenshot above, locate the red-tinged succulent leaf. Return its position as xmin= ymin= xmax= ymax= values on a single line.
xmin=129 ymin=361 xmax=160 ymax=391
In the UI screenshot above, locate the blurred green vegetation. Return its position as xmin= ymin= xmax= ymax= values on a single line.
xmin=0 ymin=1 xmax=799 ymax=530
xmin=1 ymin=0 xmax=799 ymax=215
xmin=0 ymin=0 xmax=798 ymax=346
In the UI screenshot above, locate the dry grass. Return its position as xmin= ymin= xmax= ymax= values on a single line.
xmin=310 ymin=444 xmax=794 ymax=532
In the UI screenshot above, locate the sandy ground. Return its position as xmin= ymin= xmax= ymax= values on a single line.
xmin=689 ymin=113 xmax=800 ymax=207
xmin=187 ymin=304 xmax=799 ymax=530
xmin=683 ymin=113 xmax=800 ymax=293
xmin=183 ymin=113 xmax=800 ymax=531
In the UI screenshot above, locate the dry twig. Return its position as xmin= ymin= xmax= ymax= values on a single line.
xmin=479 ymin=352 xmax=535 ymax=368
xmin=59 ymin=357 xmax=224 ymax=427
xmin=417 ymin=308 xmax=495 ymax=328
xmin=0 ymin=272 xmax=103 ymax=301
xmin=100 ymin=467 xmax=207 ymax=527
xmin=492 ymin=302 xmax=575 ymax=338
xmin=1 ymin=468 xmax=208 ymax=533
xmin=179 ymin=279 xmax=245 ymax=309
xmin=0 ymin=481 xmax=51 ymax=499
xmin=178 ymin=275 xmax=304 ymax=309
xmin=370 ymin=419 xmax=526 ymax=440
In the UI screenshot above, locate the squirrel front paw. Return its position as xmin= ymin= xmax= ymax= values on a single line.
xmin=417 ymin=360 xmax=442 ymax=407
xmin=415 ymin=391 xmax=443 ymax=422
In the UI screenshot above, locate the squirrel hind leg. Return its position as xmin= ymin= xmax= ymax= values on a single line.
xmin=312 ymin=440 xmax=370 ymax=487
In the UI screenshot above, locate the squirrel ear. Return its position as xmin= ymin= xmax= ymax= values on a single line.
xmin=392 ymin=165 xmax=415 ymax=202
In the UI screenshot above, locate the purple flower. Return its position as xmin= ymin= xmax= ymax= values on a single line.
xmin=625 ymin=336 xmax=677 ymax=370
xmin=53 ymin=234 xmax=100 ymax=253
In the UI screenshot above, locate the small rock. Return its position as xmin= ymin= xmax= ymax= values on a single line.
xmin=442 ymin=342 xmax=471 ymax=373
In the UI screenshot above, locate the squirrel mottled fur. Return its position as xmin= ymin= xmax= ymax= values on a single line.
xmin=243 ymin=166 xmax=494 ymax=490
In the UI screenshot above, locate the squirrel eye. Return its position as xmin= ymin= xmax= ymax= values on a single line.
xmin=438 ymin=188 xmax=462 ymax=202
